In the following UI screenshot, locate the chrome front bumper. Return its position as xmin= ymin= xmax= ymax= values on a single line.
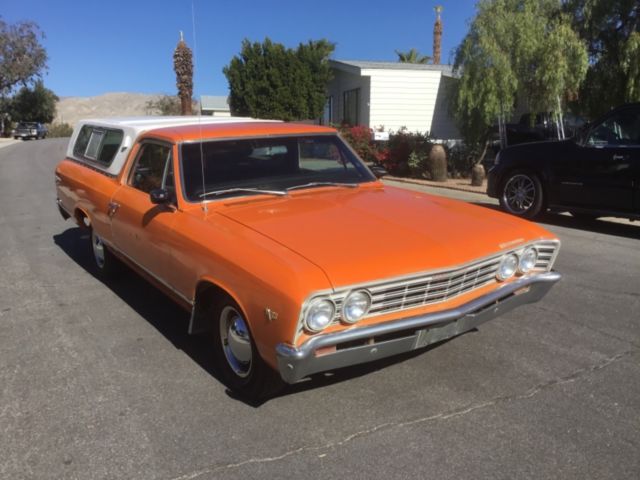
xmin=276 ymin=272 xmax=561 ymax=383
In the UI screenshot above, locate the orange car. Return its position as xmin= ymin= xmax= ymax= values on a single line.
xmin=55 ymin=117 xmax=561 ymax=397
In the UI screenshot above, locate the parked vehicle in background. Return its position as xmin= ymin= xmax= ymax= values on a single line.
xmin=487 ymin=103 xmax=640 ymax=220
xmin=55 ymin=116 xmax=561 ymax=398
xmin=493 ymin=112 xmax=586 ymax=148
xmin=14 ymin=122 xmax=48 ymax=140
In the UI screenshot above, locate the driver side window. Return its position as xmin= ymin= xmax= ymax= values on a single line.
xmin=588 ymin=108 xmax=640 ymax=147
xmin=130 ymin=143 xmax=174 ymax=195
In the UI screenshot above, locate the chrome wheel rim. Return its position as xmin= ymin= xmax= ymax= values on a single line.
xmin=219 ymin=306 xmax=252 ymax=378
xmin=91 ymin=230 xmax=106 ymax=268
xmin=503 ymin=174 xmax=536 ymax=214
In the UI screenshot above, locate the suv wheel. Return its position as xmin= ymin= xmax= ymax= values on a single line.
xmin=499 ymin=171 xmax=544 ymax=218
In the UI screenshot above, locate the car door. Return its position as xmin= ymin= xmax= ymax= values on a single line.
xmin=110 ymin=140 xmax=178 ymax=284
xmin=566 ymin=106 xmax=639 ymax=212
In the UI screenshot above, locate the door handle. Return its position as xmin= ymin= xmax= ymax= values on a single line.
xmin=107 ymin=201 xmax=120 ymax=217
xmin=612 ymin=154 xmax=629 ymax=161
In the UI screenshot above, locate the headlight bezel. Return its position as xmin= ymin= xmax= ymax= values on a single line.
xmin=496 ymin=253 xmax=519 ymax=281
xmin=518 ymin=247 xmax=538 ymax=274
xmin=303 ymin=297 xmax=336 ymax=333
xmin=342 ymin=289 xmax=372 ymax=324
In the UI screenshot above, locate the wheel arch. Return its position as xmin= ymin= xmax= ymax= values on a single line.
xmin=188 ymin=278 xmax=247 ymax=335
xmin=74 ymin=207 xmax=92 ymax=230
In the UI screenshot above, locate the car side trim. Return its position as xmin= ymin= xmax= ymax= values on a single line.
xmin=101 ymin=237 xmax=194 ymax=307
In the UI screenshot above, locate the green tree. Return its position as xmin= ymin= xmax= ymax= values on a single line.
xmin=0 ymin=17 xmax=47 ymax=94
xmin=565 ymin=0 xmax=640 ymax=117
xmin=173 ymin=32 xmax=193 ymax=115
xmin=395 ymin=48 xmax=431 ymax=64
xmin=223 ymin=38 xmax=334 ymax=121
xmin=10 ymin=80 xmax=57 ymax=122
xmin=451 ymin=0 xmax=587 ymax=156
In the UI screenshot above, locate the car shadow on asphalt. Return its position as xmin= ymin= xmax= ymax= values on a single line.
xmin=473 ymin=201 xmax=640 ymax=240
xmin=54 ymin=226 xmax=459 ymax=407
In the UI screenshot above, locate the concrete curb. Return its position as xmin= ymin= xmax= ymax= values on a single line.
xmin=384 ymin=175 xmax=487 ymax=195
xmin=0 ymin=139 xmax=20 ymax=149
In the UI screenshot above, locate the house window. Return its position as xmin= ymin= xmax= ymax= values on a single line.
xmin=343 ymin=89 xmax=359 ymax=125
xmin=322 ymin=96 xmax=333 ymax=125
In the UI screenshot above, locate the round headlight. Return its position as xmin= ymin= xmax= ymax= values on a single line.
xmin=518 ymin=247 xmax=538 ymax=274
xmin=497 ymin=253 xmax=519 ymax=281
xmin=304 ymin=298 xmax=335 ymax=333
xmin=342 ymin=290 xmax=372 ymax=324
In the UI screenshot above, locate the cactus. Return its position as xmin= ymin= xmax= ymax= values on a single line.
xmin=427 ymin=144 xmax=447 ymax=182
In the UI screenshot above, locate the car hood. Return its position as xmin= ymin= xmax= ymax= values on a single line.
xmin=215 ymin=184 xmax=552 ymax=288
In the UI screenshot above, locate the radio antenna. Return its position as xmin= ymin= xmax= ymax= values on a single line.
xmin=191 ymin=1 xmax=207 ymax=214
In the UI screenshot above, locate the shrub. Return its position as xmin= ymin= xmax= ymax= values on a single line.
xmin=48 ymin=122 xmax=73 ymax=138
xmin=335 ymin=124 xmax=379 ymax=163
xmin=386 ymin=128 xmax=432 ymax=176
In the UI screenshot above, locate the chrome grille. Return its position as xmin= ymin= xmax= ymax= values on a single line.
xmin=533 ymin=240 xmax=560 ymax=272
xmin=364 ymin=257 xmax=501 ymax=317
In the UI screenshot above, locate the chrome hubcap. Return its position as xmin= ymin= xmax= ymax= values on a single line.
xmin=91 ymin=230 xmax=106 ymax=268
xmin=503 ymin=174 xmax=536 ymax=214
xmin=219 ymin=306 xmax=252 ymax=378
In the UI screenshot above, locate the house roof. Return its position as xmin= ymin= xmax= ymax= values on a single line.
xmin=200 ymin=95 xmax=230 ymax=111
xmin=330 ymin=60 xmax=456 ymax=77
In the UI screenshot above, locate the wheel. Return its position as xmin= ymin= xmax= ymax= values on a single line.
xmin=90 ymin=229 xmax=121 ymax=279
xmin=499 ymin=171 xmax=544 ymax=218
xmin=211 ymin=297 xmax=283 ymax=399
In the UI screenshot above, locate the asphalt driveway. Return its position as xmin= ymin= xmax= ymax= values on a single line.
xmin=1 ymin=139 xmax=639 ymax=479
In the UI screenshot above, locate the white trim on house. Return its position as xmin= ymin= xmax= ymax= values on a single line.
xmin=200 ymin=95 xmax=231 ymax=117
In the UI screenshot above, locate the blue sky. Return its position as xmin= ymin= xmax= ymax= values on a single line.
xmin=3 ymin=0 xmax=478 ymax=98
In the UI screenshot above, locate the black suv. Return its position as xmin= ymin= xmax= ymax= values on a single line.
xmin=14 ymin=122 xmax=48 ymax=140
xmin=487 ymin=103 xmax=640 ymax=221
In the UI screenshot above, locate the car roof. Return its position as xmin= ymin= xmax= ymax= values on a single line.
xmin=144 ymin=121 xmax=337 ymax=142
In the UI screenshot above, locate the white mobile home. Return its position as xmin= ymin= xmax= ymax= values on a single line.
xmin=326 ymin=60 xmax=460 ymax=140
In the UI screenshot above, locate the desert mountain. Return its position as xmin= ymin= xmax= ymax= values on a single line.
xmin=54 ymin=92 xmax=163 ymax=126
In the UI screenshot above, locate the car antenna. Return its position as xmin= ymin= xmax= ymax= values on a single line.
xmin=191 ymin=2 xmax=207 ymax=215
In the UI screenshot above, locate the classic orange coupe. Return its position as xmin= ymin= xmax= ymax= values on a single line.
xmin=55 ymin=117 xmax=561 ymax=397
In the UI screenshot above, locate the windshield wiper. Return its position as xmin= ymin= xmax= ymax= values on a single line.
xmin=286 ymin=182 xmax=359 ymax=192
xmin=199 ymin=188 xmax=288 ymax=199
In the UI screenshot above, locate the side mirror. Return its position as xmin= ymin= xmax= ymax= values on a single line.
xmin=149 ymin=188 xmax=171 ymax=205
xmin=370 ymin=165 xmax=388 ymax=178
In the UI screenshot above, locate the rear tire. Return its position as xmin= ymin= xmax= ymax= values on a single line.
xmin=499 ymin=171 xmax=545 ymax=219
xmin=210 ymin=296 xmax=283 ymax=399
xmin=90 ymin=229 xmax=121 ymax=279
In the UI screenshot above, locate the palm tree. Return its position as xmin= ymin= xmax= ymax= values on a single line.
xmin=395 ymin=48 xmax=431 ymax=64
xmin=173 ymin=32 xmax=193 ymax=115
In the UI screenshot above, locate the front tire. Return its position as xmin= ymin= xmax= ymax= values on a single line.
xmin=210 ymin=297 xmax=283 ymax=399
xmin=499 ymin=171 xmax=544 ymax=218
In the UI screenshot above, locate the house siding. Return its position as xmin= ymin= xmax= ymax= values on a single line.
xmin=328 ymin=62 xmax=461 ymax=140
xmin=327 ymin=70 xmax=370 ymax=126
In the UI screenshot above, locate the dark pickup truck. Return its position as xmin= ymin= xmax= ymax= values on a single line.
xmin=14 ymin=122 xmax=48 ymax=140
xmin=496 ymin=113 xmax=586 ymax=147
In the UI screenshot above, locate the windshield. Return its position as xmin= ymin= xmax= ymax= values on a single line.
xmin=17 ymin=123 xmax=37 ymax=129
xmin=180 ymin=134 xmax=375 ymax=201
